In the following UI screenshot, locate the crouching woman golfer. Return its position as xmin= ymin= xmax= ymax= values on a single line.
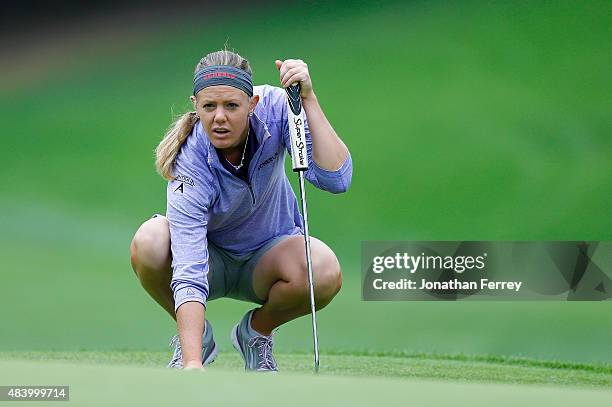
xmin=130 ymin=49 xmax=352 ymax=371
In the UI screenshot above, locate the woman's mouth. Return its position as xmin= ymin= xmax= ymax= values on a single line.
xmin=213 ymin=128 xmax=230 ymax=136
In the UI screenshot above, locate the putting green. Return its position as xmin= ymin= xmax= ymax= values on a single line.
xmin=2 ymin=350 xmax=612 ymax=389
xmin=1 ymin=358 xmax=611 ymax=406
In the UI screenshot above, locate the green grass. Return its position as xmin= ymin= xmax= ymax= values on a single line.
xmin=2 ymin=351 xmax=612 ymax=389
xmin=2 ymin=352 xmax=612 ymax=406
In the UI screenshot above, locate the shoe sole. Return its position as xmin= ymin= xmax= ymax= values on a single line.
xmin=203 ymin=341 xmax=219 ymax=366
xmin=202 ymin=320 xmax=218 ymax=366
xmin=230 ymin=323 xmax=246 ymax=366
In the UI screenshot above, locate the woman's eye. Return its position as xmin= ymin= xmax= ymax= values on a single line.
xmin=203 ymin=104 xmax=214 ymax=109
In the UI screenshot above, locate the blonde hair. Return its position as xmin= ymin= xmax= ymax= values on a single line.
xmin=155 ymin=49 xmax=253 ymax=180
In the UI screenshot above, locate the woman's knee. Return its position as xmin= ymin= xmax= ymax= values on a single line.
xmin=130 ymin=216 xmax=171 ymax=277
xmin=286 ymin=241 xmax=342 ymax=308
xmin=311 ymin=248 xmax=342 ymax=305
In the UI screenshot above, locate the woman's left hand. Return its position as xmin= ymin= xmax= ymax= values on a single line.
xmin=275 ymin=59 xmax=314 ymax=99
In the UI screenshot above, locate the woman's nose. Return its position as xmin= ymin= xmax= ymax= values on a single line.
xmin=213 ymin=107 xmax=227 ymax=122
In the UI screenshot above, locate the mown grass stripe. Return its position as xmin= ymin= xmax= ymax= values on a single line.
xmin=2 ymin=351 xmax=611 ymax=389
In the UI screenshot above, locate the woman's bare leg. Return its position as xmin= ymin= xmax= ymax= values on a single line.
xmin=250 ymin=236 xmax=342 ymax=335
xmin=129 ymin=216 xmax=175 ymax=319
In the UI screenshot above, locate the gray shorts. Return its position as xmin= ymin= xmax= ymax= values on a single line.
xmin=152 ymin=214 xmax=294 ymax=305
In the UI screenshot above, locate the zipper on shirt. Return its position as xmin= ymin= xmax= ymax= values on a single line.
xmin=242 ymin=129 xmax=272 ymax=205
xmin=234 ymin=176 xmax=255 ymax=205
xmin=241 ymin=131 xmax=271 ymax=206
xmin=246 ymin=183 xmax=255 ymax=204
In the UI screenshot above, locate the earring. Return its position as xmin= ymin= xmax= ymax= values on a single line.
xmin=249 ymin=112 xmax=253 ymax=117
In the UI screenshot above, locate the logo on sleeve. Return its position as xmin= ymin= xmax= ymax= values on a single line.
xmin=174 ymin=175 xmax=195 ymax=186
xmin=173 ymin=174 xmax=195 ymax=194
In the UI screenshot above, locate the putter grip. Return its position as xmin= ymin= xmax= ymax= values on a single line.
xmin=285 ymin=84 xmax=309 ymax=171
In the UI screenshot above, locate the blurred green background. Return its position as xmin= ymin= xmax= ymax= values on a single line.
xmin=1 ymin=0 xmax=610 ymax=363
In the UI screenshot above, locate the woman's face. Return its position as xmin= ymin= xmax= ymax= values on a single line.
xmin=191 ymin=85 xmax=259 ymax=151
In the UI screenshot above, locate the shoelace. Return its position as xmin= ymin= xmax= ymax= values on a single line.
xmin=169 ymin=328 xmax=212 ymax=368
xmin=247 ymin=336 xmax=277 ymax=371
xmin=168 ymin=335 xmax=182 ymax=367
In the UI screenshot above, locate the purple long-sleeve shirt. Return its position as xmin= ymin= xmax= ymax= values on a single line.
xmin=166 ymin=85 xmax=352 ymax=311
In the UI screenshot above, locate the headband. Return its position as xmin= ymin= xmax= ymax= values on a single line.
xmin=193 ymin=65 xmax=253 ymax=97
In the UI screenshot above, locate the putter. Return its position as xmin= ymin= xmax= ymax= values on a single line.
xmin=285 ymin=83 xmax=320 ymax=373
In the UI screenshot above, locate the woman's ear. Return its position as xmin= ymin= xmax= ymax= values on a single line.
xmin=249 ymin=95 xmax=260 ymax=114
xmin=190 ymin=95 xmax=197 ymax=110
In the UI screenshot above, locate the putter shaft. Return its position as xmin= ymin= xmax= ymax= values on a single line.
xmin=298 ymin=171 xmax=320 ymax=373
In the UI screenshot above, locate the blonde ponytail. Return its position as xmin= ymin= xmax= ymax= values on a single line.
xmin=155 ymin=111 xmax=198 ymax=180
